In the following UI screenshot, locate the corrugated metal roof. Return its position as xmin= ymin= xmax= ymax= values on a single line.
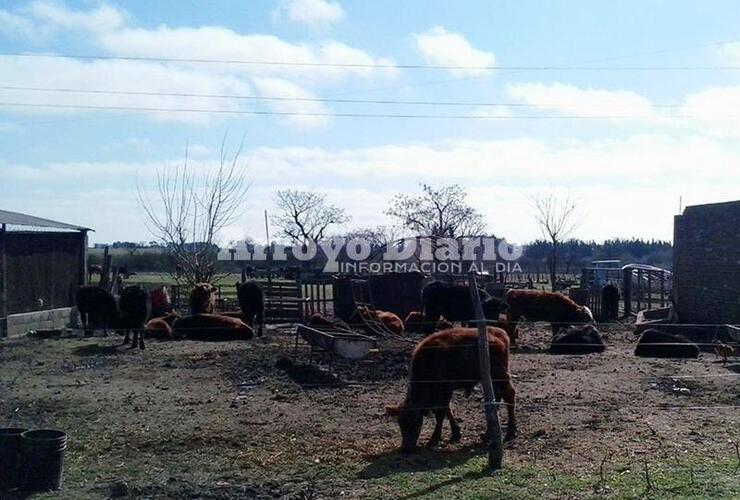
xmin=0 ymin=209 xmax=91 ymax=231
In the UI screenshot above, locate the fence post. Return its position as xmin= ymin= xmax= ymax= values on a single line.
xmin=0 ymin=223 xmax=7 ymax=337
xmin=468 ymin=273 xmax=504 ymax=470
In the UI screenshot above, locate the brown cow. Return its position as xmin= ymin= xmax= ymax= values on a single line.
xmin=404 ymin=311 xmax=424 ymax=334
xmin=144 ymin=318 xmax=173 ymax=339
xmin=189 ymin=283 xmax=217 ymax=315
xmin=505 ymin=289 xmax=594 ymax=341
xmin=173 ymin=313 xmax=254 ymax=341
xmin=385 ymin=326 xmax=516 ymax=452
xmin=355 ymin=306 xmax=404 ymax=335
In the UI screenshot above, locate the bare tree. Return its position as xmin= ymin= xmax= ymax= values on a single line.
xmin=138 ymin=141 xmax=249 ymax=286
xmin=272 ymin=189 xmax=350 ymax=243
xmin=385 ymin=184 xmax=486 ymax=238
xmin=341 ymin=225 xmax=401 ymax=250
xmin=530 ymin=191 xmax=580 ymax=291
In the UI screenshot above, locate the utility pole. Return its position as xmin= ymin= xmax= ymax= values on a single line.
xmin=468 ymin=273 xmax=504 ymax=470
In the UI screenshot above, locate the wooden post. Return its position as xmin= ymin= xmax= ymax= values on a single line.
xmin=0 ymin=223 xmax=7 ymax=337
xmin=468 ymin=273 xmax=504 ymax=470
xmin=100 ymin=246 xmax=111 ymax=290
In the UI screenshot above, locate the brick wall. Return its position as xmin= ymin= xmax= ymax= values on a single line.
xmin=673 ymin=200 xmax=740 ymax=324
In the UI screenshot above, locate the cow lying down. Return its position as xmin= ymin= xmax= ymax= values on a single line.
xmin=173 ymin=314 xmax=254 ymax=341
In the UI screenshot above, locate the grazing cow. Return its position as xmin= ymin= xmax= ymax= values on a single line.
xmin=404 ymin=311 xmax=424 ymax=334
xmin=421 ymin=281 xmax=507 ymax=334
xmin=144 ymin=318 xmax=173 ymax=339
xmin=355 ymin=306 xmax=404 ymax=335
xmin=149 ymin=286 xmax=172 ymax=319
xmin=307 ymin=312 xmax=352 ymax=332
xmin=189 ymin=283 xmax=217 ymax=315
xmin=87 ymin=264 xmax=103 ymax=282
xmin=235 ymin=281 xmax=265 ymax=336
xmin=601 ymin=284 xmax=620 ymax=321
xmin=634 ymin=329 xmax=699 ymax=358
xmin=549 ymin=324 xmax=606 ymax=355
xmin=173 ymin=314 xmax=254 ymax=341
xmin=505 ymin=289 xmax=594 ymax=340
xmin=119 ymin=285 xmax=150 ymax=350
xmin=75 ymin=286 xmax=120 ymax=336
xmin=385 ymin=327 xmax=516 ymax=452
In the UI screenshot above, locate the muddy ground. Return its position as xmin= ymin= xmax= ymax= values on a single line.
xmin=0 ymin=323 xmax=738 ymax=499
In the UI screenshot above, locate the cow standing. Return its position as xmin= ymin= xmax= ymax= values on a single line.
xmin=75 ymin=286 xmax=120 ymax=336
xmin=235 ymin=281 xmax=265 ymax=336
xmin=505 ymin=289 xmax=594 ymax=339
xmin=421 ymin=281 xmax=507 ymax=335
xmin=385 ymin=327 xmax=516 ymax=452
xmin=120 ymin=285 xmax=150 ymax=350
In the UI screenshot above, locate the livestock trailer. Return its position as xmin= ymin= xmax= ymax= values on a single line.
xmin=0 ymin=209 xmax=90 ymax=337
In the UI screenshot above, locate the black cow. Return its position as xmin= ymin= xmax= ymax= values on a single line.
xmin=119 ymin=285 xmax=150 ymax=350
xmin=236 ymin=281 xmax=265 ymax=336
xmin=601 ymin=283 xmax=620 ymax=321
xmin=421 ymin=281 xmax=506 ymax=334
xmin=75 ymin=286 xmax=120 ymax=336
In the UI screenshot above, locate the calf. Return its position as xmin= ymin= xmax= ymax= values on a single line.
xmin=75 ymin=286 xmax=120 ymax=336
xmin=119 ymin=285 xmax=150 ymax=350
xmin=505 ymin=289 xmax=594 ymax=340
xmin=173 ymin=314 xmax=254 ymax=341
xmin=355 ymin=306 xmax=404 ymax=335
xmin=385 ymin=327 xmax=516 ymax=452
xmin=404 ymin=311 xmax=424 ymax=334
xmin=144 ymin=318 xmax=173 ymax=339
xmin=189 ymin=283 xmax=216 ymax=315
xmin=307 ymin=312 xmax=352 ymax=332
xmin=235 ymin=281 xmax=265 ymax=336
xmin=421 ymin=281 xmax=507 ymax=334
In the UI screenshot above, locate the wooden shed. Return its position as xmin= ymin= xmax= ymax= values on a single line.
xmin=0 ymin=209 xmax=90 ymax=337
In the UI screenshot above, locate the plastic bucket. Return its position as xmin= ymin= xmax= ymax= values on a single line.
xmin=21 ymin=429 xmax=68 ymax=492
xmin=0 ymin=428 xmax=27 ymax=491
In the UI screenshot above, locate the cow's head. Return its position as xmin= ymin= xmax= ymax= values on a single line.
xmin=581 ymin=306 xmax=595 ymax=324
xmin=385 ymin=403 xmax=423 ymax=453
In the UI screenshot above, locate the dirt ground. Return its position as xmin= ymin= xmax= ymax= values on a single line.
xmin=1 ymin=323 xmax=738 ymax=499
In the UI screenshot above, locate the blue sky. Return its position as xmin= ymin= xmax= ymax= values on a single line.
xmin=1 ymin=0 xmax=739 ymax=244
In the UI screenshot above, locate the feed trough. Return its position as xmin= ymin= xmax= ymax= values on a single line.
xmin=295 ymin=324 xmax=377 ymax=361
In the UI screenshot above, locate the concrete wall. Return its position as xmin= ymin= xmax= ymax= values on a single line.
xmin=673 ymin=200 xmax=740 ymax=325
xmin=4 ymin=307 xmax=75 ymax=337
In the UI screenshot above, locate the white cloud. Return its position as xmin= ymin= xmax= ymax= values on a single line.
xmin=252 ymin=77 xmax=331 ymax=128
xmin=0 ymin=56 xmax=254 ymax=123
xmin=413 ymin=26 xmax=495 ymax=77
xmin=272 ymin=0 xmax=345 ymax=28
xmin=717 ymin=41 xmax=740 ymax=64
xmin=97 ymin=27 xmax=397 ymax=83
xmin=680 ymin=85 xmax=740 ymax=138
xmin=0 ymin=9 xmax=40 ymax=40
xmin=28 ymin=0 xmax=127 ymax=33
xmin=507 ymin=82 xmax=657 ymax=119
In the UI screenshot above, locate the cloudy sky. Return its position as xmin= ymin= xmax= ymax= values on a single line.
xmin=1 ymin=0 xmax=739 ymax=244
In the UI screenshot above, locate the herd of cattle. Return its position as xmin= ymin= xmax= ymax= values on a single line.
xmin=73 ymin=279 xmax=732 ymax=452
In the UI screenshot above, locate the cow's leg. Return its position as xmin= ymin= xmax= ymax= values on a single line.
xmin=446 ymin=406 xmax=462 ymax=442
xmin=256 ymin=306 xmax=264 ymax=336
xmin=427 ymin=409 xmax=445 ymax=448
xmin=499 ymin=381 xmax=517 ymax=440
xmin=123 ymin=328 xmax=130 ymax=345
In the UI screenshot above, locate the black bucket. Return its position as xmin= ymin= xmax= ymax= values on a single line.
xmin=0 ymin=428 xmax=27 ymax=491
xmin=21 ymin=429 xmax=68 ymax=492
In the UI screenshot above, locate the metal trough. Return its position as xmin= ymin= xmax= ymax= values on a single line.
xmin=296 ymin=324 xmax=377 ymax=360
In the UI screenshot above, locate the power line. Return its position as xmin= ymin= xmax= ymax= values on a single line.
xmin=1 ymin=51 xmax=740 ymax=71
xmin=0 ymin=85 xmax=684 ymax=108
xmin=0 ymin=101 xmax=723 ymax=120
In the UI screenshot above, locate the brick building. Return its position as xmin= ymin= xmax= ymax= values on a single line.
xmin=673 ymin=200 xmax=740 ymax=325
